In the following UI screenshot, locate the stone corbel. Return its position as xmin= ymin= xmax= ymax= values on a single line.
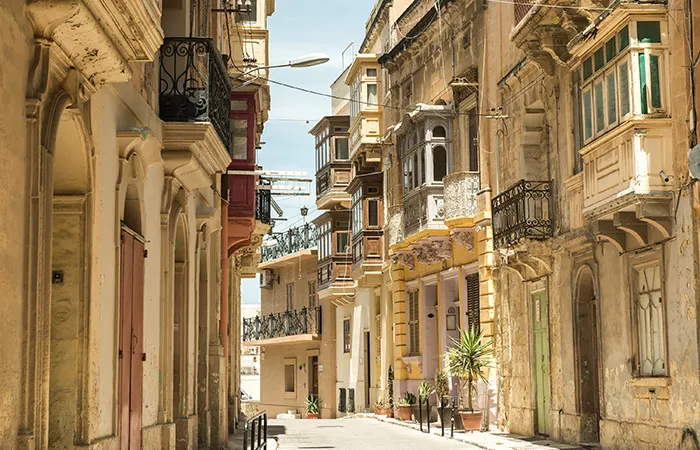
xmin=613 ymin=212 xmax=648 ymax=247
xmin=636 ymin=202 xmax=673 ymax=239
xmin=117 ymin=128 xmax=161 ymax=171
xmin=593 ymin=220 xmax=626 ymax=253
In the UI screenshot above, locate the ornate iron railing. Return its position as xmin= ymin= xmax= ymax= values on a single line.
xmin=159 ymin=37 xmax=232 ymax=151
xmin=492 ymin=179 xmax=553 ymax=248
xmin=261 ymin=223 xmax=317 ymax=262
xmin=514 ymin=0 xmax=536 ymax=25
xmin=242 ymin=306 xmax=322 ymax=342
xmin=256 ymin=188 xmax=272 ymax=225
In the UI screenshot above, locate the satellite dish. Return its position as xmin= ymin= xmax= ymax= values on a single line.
xmin=689 ymin=144 xmax=700 ymax=179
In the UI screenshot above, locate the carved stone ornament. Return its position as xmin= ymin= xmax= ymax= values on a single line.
xmin=412 ymin=239 xmax=452 ymax=265
xmin=395 ymin=252 xmax=415 ymax=270
xmin=452 ymin=229 xmax=475 ymax=251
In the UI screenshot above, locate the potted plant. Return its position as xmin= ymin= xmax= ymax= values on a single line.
xmin=445 ymin=327 xmax=492 ymax=431
xmin=396 ymin=392 xmax=416 ymax=421
xmin=434 ymin=368 xmax=453 ymax=427
xmin=374 ymin=398 xmax=392 ymax=417
xmin=305 ymin=395 xmax=320 ymax=419
xmin=415 ymin=381 xmax=434 ymax=425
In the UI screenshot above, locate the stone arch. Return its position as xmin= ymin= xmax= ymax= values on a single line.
xmin=573 ymin=263 xmax=601 ymax=444
xmin=47 ymin=103 xmax=94 ymax=448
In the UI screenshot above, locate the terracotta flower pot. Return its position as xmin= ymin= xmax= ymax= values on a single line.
xmin=396 ymin=405 xmax=413 ymax=421
xmin=458 ymin=410 xmax=481 ymax=431
xmin=375 ymin=408 xmax=393 ymax=417
xmin=307 ymin=413 xmax=319 ymax=419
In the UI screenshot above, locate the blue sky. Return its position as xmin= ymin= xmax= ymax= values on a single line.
xmin=241 ymin=1 xmax=376 ymax=305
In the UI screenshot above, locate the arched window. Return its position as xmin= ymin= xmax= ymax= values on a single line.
xmin=420 ymin=148 xmax=426 ymax=185
xmin=433 ymin=126 xmax=446 ymax=138
xmin=433 ymin=146 xmax=447 ymax=181
xmin=413 ymin=152 xmax=419 ymax=188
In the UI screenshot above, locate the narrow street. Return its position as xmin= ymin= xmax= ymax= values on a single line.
xmin=268 ymin=418 xmax=479 ymax=450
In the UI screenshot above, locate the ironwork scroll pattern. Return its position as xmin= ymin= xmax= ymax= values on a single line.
xmin=243 ymin=306 xmax=322 ymax=342
xmin=261 ymin=223 xmax=317 ymax=262
xmin=492 ymin=179 xmax=553 ymax=248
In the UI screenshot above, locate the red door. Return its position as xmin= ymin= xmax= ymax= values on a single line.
xmin=119 ymin=229 xmax=145 ymax=450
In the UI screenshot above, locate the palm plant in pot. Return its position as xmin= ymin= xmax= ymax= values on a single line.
xmin=396 ymin=392 xmax=416 ymax=421
xmin=415 ymin=381 xmax=434 ymax=425
xmin=374 ymin=398 xmax=393 ymax=417
xmin=305 ymin=395 xmax=320 ymax=419
xmin=445 ymin=327 xmax=492 ymax=431
xmin=434 ymin=368 xmax=452 ymax=427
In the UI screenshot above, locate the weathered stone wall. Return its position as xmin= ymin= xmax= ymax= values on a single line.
xmin=0 ymin=0 xmax=30 ymax=447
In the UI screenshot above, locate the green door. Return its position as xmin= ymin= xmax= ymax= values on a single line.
xmin=532 ymin=290 xmax=550 ymax=435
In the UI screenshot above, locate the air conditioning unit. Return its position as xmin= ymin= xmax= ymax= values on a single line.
xmin=260 ymin=269 xmax=275 ymax=289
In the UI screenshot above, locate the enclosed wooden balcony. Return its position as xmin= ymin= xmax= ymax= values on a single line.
xmin=316 ymin=163 xmax=352 ymax=209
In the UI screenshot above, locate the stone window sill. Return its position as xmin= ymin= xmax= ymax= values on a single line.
xmin=627 ymin=377 xmax=671 ymax=387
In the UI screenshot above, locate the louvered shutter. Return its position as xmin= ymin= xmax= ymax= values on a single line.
xmin=466 ymin=273 xmax=480 ymax=333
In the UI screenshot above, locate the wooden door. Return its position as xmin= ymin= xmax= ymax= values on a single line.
xmin=118 ymin=229 xmax=145 ymax=449
xmin=311 ymin=356 xmax=319 ymax=397
xmin=532 ymin=290 xmax=550 ymax=436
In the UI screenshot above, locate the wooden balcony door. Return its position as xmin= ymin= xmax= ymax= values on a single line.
xmin=118 ymin=229 xmax=145 ymax=450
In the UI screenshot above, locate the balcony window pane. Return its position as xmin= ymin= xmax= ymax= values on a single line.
xmin=232 ymin=119 xmax=248 ymax=159
xmin=368 ymin=200 xmax=379 ymax=227
xmin=231 ymin=100 xmax=248 ymax=111
xmin=236 ymin=0 xmax=257 ymax=23
xmin=367 ymin=68 xmax=377 ymax=77
xmin=606 ymin=37 xmax=617 ymax=63
xmin=619 ymin=25 xmax=630 ymax=51
xmin=420 ymin=148 xmax=426 ymax=184
xmin=335 ymin=137 xmax=349 ymax=160
xmin=583 ymin=89 xmax=593 ymax=140
xmin=413 ymin=153 xmax=419 ymax=188
xmin=639 ymin=53 xmax=648 ymax=114
xmin=583 ymin=57 xmax=593 ymax=81
xmin=650 ymin=55 xmax=661 ymax=109
xmin=638 ymin=21 xmax=661 ymax=44
xmin=433 ymin=146 xmax=447 ymax=182
xmin=594 ymin=81 xmax=605 ymax=133
xmin=606 ymin=72 xmax=617 ymax=126
xmin=433 ymin=126 xmax=446 ymax=138
xmin=336 ymin=232 xmax=350 ymax=254
xmin=367 ymin=83 xmax=378 ymax=106
xmin=594 ymin=48 xmax=605 ymax=72
xmin=619 ymin=61 xmax=630 ymax=116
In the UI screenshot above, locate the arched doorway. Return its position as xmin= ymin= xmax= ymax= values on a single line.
xmin=173 ymin=217 xmax=190 ymax=435
xmin=575 ymin=267 xmax=600 ymax=444
xmin=118 ymin=181 xmax=145 ymax=450
xmin=48 ymin=108 xmax=92 ymax=448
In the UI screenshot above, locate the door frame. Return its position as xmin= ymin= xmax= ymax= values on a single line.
xmin=529 ymin=279 xmax=551 ymax=436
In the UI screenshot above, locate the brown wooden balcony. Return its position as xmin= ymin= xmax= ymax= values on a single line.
xmin=316 ymin=163 xmax=352 ymax=209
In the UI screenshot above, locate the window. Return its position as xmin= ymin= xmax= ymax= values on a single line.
xmin=578 ymin=20 xmax=665 ymax=144
xmin=343 ymin=318 xmax=351 ymax=353
xmin=308 ymin=281 xmax=317 ymax=308
xmin=633 ymin=261 xmax=667 ymax=376
xmin=351 ymin=189 xmax=362 ymax=235
xmin=433 ymin=126 xmax=446 ymax=138
xmin=466 ymin=273 xmax=480 ymax=333
xmin=335 ymin=137 xmax=349 ymax=160
xmin=433 ymin=146 xmax=447 ymax=181
xmin=284 ymin=361 xmax=295 ymax=393
xmin=366 ymin=83 xmax=378 ymax=106
xmin=286 ymin=283 xmax=294 ymax=310
xmin=367 ymin=68 xmax=377 ymax=77
xmin=232 ymin=119 xmax=248 ymax=160
xmin=468 ymin=108 xmax=479 ymax=171
xmin=368 ymin=200 xmax=379 ymax=227
xmin=407 ymin=290 xmax=420 ymax=356
xmin=413 ymin=153 xmax=419 ymax=188
xmin=336 ymin=232 xmax=350 ymax=254
xmin=317 ymin=221 xmax=332 ymax=260
xmin=236 ymin=0 xmax=257 ymax=23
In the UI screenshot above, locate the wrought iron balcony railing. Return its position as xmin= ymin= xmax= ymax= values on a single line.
xmin=243 ymin=306 xmax=321 ymax=342
xmin=492 ymin=180 xmax=553 ymax=248
xmin=159 ymin=37 xmax=232 ymax=151
xmin=261 ymin=223 xmax=317 ymax=262
xmin=256 ymin=188 xmax=272 ymax=225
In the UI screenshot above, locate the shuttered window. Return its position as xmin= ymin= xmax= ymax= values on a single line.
xmin=407 ymin=290 xmax=420 ymax=356
xmin=466 ymin=273 xmax=480 ymax=333
xmin=286 ymin=283 xmax=294 ymax=310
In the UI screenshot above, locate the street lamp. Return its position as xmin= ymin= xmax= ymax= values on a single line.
xmin=232 ymin=53 xmax=330 ymax=82
xmin=300 ymin=206 xmax=309 ymax=222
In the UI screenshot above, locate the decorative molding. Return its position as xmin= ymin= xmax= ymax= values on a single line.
xmin=395 ymin=251 xmax=415 ymax=270
xmin=452 ymin=228 xmax=475 ymax=251
xmin=411 ymin=238 xmax=452 ymax=265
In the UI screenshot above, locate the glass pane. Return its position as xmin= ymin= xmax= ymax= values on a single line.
xmin=335 ymin=138 xmax=349 ymax=159
xmin=367 ymin=83 xmax=378 ymax=105
xmin=336 ymin=233 xmax=349 ymax=253
xmin=639 ymin=53 xmax=648 ymax=114
xmin=367 ymin=68 xmax=377 ymax=77
xmin=638 ymin=21 xmax=661 ymax=43
xmin=607 ymin=72 xmax=617 ymax=126
xmin=594 ymin=48 xmax=605 ymax=72
xmin=650 ymin=55 xmax=662 ymax=109
xmin=619 ymin=61 xmax=630 ymax=116
xmin=583 ymin=90 xmax=593 ymax=140
xmin=231 ymin=100 xmax=248 ymax=111
xmin=619 ymin=25 xmax=630 ymax=51
xmin=433 ymin=146 xmax=447 ymax=181
xmin=232 ymin=119 xmax=248 ymax=159
xmin=594 ymin=81 xmax=605 ymax=133
xmin=606 ymin=37 xmax=617 ymax=63
xmin=583 ymin=58 xmax=593 ymax=80
xmin=368 ymin=200 xmax=378 ymax=226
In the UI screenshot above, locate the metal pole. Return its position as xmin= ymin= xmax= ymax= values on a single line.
xmin=451 ymin=396 xmax=455 ymax=438
xmin=440 ymin=397 xmax=445 ymax=437
xmin=419 ymin=395 xmax=423 ymax=432
xmin=243 ymin=421 xmax=248 ymax=450
xmin=427 ymin=396 xmax=430 ymax=433
xmin=264 ymin=413 xmax=268 ymax=448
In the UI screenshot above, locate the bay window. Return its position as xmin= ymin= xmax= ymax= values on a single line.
xmin=578 ymin=20 xmax=667 ymax=145
xmin=317 ymin=221 xmax=332 ymax=260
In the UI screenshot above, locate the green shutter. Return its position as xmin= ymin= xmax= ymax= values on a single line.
xmin=583 ymin=90 xmax=593 ymax=140
xmin=595 ymin=82 xmax=605 ymax=133
xmin=606 ymin=37 xmax=617 ymax=63
xmin=607 ymin=72 xmax=617 ymax=126
xmin=639 ymin=53 xmax=648 ymax=114
xmin=594 ymin=48 xmax=605 ymax=72
xmin=466 ymin=273 xmax=480 ymax=333
xmin=618 ymin=26 xmax=630 ymax=51
xmin=583 ymin=58 xmax=593 ymax=81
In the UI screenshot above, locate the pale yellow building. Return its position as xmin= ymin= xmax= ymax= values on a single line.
xmin=0 ymin=0 xmax=273 ymax=448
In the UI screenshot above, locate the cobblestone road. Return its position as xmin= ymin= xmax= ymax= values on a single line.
xmin=269 ymin=417 xmax=479 ymax=450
